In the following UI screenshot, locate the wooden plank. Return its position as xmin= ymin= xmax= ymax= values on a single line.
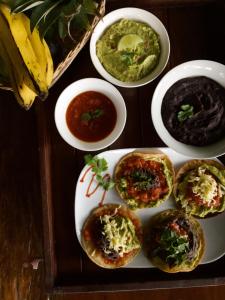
xmin=36 ymin=0 xmax=225 ymax=294
xmin=0 ymin=90 xmax=45 ymax=300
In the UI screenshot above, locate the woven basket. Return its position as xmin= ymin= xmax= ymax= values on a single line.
xmin=0 ymin=0 xmax=105 ymax=91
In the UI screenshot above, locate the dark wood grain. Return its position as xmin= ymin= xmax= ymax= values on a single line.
xmin=1 ymin=0 xmax=225 ymax=298
xmin=35 ymin=0 xmax=225 ymax=294
xmin=0 ymin=90 xmax=45 ymax=300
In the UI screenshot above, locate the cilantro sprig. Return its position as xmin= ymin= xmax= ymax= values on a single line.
xmin=177 ymin=104 xmax=194 ymax=122
xmin=158 ymin=228 xmax=189 ymax=266
xmin=81 ymin=108 xmax=104 ymax=121
xmin=84 ymin=154 xmax=115 ymax=190
xmin=131 ymin=169 xmax=156 ymax=191
xmin=121 ymin=51 xmax=134 ymax=66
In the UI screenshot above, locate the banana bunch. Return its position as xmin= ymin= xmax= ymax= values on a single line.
xmin=0 ymin=4 xmax=54 ymax=110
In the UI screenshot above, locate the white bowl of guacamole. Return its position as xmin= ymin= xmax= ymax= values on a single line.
xmin=90 ymin=7 xmax=170 ymax=88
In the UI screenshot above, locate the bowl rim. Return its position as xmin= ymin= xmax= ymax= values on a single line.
xmin=151 ymin=59 xmax=225 ymax=158
xmin=54 ymin=77 xmax=127 ymax=151
xmin=90 ymin=7 xmax=170 ymax=88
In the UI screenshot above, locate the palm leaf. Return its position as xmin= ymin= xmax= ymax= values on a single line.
xmin=37 ymin=6 xmax=62 ymax=38
xmin=71 ymin=5 xmax=89 ymax=31
xmin=62 ymin=0 xmax=80 ymax=16
xmin=2 ymin=0 xmax=100 ymax=40
xmin=83 ymin=0 xmax=97 ymax=15
xmin=30 ymin=0 xmax=63 ymax=32
xmin=12 ymin=0 xmax=44 ymax=13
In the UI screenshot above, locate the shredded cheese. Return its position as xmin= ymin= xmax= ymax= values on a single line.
xmin=100 ymin=214 xmax=140 ymax=257
xmin=188 ymin=167 xmax=218 ymax=204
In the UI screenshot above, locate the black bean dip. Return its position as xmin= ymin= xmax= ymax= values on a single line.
xmin=161 ymin=76 xmax=225 ymax=146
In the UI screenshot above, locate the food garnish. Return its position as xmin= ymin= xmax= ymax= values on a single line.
xmin=177 ymin=104 xmax=194 ymax=122
xmin=84 ymin=154 xmax=115 ymax=191
xmin=81 ymin=204 xmax=142 ymax=268
xmin=161 ymin=76 xmax=225 ymax=146
xmin=174 ymin=160 xmax=225 ymax=217
xmin=114 ymin=152 xmax=174 ymax=209
xmin=146 ymin=209 xmax=204 ymax=273
xmin=66 ymin=91 xmax=117 ymax=142
xmin=81 ymin=108 xmax=104 ymax=121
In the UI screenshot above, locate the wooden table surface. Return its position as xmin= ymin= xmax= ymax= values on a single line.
xmin=1 ymin=68 xmax=225 ymax=300
xmin=1 ymin=1 xmax=225 ymax=298
xmin=0 ymin=83 xmax=225 ymax=299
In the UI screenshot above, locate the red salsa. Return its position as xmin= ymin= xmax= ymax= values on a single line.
xmin=66 ymin=91 xmax=117 ymax=142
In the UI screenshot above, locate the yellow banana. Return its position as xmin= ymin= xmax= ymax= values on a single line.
xmin=0 ymin=11 xmax=37 ymax=109
xmin=21 ymin=12 xmax=54 ymax=88
xmin=43 ymin=39 xmax=54 ymax=87
xmin=0 ymin=4 xmax=48 ymax=98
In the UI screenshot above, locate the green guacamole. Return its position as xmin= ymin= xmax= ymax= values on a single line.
xmin=96 ymin=19 xmax=161 ymax=82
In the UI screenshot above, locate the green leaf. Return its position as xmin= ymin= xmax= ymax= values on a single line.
xmin=102 ymin=179 xmax=115 ymax=190
xmin=11 ymin=0 xmax=44 ymax=13
xmin=70 ymin=5 xmax=89 ymax=31
xmin=30 ymin=0 xmax=63 ymax=32
xmin=58 ymin=17 xmax=68 ymax=40
xmin=159 ymin=227 xmax=189 ymax=266
xmin=81 ymin=109 xmax=104 ymax=121
xmin=131 ymin=169 xmax=156 ymax=191
xmin=177 ymin=104 xmax=194 ymax=122
xmin=61 ymin=0 xmax=80 ymax=16
xmin=37 ymin=5 xmax=61 ymax=38
xmin=121 ymin=51 xmax=134 ymax=66
xmin=83 ymin=0 xmax=97 ymax=15
xmin=92 ymin=108 xmax=104 ymax=118
xmin=81 ymin=112 xmax=92 ymax=121
xmin=84 ymin=154 xmax=114 ymax=191
xmin=0 ymin=0 xmax=16 ymax=7
xmin=84 ymin=154 xmax=94 ymax=165
xmin=97 ymin=157 xmax=108 ymax=172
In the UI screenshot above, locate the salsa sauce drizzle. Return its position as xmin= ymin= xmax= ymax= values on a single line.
xmin=80 ymin=167 xmax=111 ymax=206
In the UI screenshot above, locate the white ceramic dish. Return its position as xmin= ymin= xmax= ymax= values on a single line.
xmin=75 ymin=147 xmax=225 ymax=268
xmin=54 ymin=78 xmax=126 ymax=151
xmin=151 ymin=60 xmax=225 ymax=158
xmin=90 ymin=7 xmax=170 ymax=88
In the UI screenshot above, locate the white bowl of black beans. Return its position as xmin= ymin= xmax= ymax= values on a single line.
xmin=151 ymin=60 xmax=225 ymax=158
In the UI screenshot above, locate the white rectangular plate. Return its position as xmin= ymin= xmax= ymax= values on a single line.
xmin=75 ymin=148 xmax=225 ymax=268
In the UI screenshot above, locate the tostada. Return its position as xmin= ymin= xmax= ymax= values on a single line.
xmin=174 ymin=160 xmax=225 ymax=218
xmin=81 ymin=204 xmax=142 ymax=268
xmin=114 ymin=151 xmax=174 ymax=209
xmin=145 ymin=209 xmax=205 ymax=273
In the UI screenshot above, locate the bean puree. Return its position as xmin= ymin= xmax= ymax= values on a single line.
xmin=161 ymin=76 xmax=225 ymax=146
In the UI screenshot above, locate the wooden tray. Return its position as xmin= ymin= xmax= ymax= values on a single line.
xmin=36 ymin=0 xmax=225 ymax=294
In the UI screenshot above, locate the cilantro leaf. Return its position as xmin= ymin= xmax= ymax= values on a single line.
xmin=84 ymin=154 xmax=115 ymax=191
xmin=81 ymin=109 xmax=104 ymax=121
xmin=121 ymin=51 xmax=134 ymax=66
xmin=159 ymin=228 xmax=189 ymax=266
xmin=177 ymin=104 xmax=194 ymax=122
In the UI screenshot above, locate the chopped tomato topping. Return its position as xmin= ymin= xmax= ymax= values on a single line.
xmin=187 ymin=183 xmax=221 ymax=208
xmin=119 ymin=156 xmax=169 ymax=203
xmin=169 ymin=222 xmax=187 ymax=236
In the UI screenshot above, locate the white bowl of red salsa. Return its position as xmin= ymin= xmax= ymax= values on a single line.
xmin=54 ymin=78 xmax=127 ymax=151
